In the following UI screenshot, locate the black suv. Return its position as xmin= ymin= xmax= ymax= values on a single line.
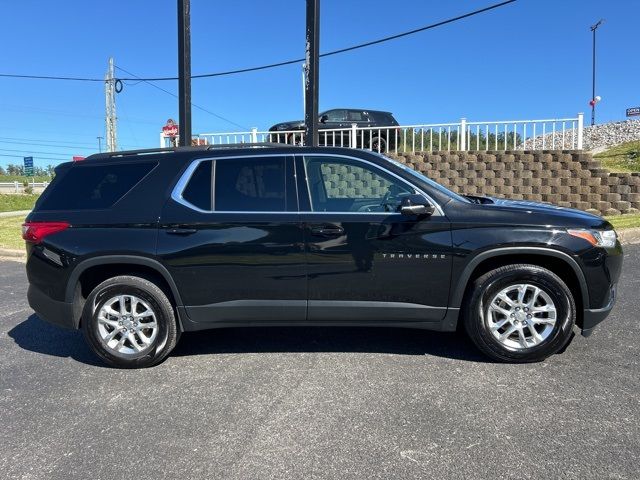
xmin=269 ymin=109 xmax=399 ymax=151
xmin=24 ymin=145 xmax=622 ymax=368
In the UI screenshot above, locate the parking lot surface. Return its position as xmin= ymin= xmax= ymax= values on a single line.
xmin=1 ymin=247 xmax=639 ymax=480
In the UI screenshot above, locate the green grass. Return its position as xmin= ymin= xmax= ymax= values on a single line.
xmin=0 ymin=194 xmax=39 ymax=212
xmin=0 ymin=216 xmax=25 ymax=250
xmin=0 ymin=175 xmax=52 ymax=183
xmin=594 ymin=140 xmax=640 ymax=173
xmin=605 ymin=213 xmax=640 ymax=230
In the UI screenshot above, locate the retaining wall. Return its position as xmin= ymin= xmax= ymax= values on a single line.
xmin=388 ymin=150 xmax=640 ymax=216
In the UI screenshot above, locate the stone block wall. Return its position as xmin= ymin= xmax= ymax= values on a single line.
xmin=388 ymin=150 xmax=640 ymax=216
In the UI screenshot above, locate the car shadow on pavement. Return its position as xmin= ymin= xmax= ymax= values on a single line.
xmin=172 ymin=326 xmax=489 ymax=362
xmin=8 ymin=314 xmax=104 ymax=367
xmin=8 ymin=315 xmax=489 ymax=365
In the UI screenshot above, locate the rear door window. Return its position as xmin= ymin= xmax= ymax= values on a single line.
xmin=38 ymin=162 xmax=156 ymax=210
xmin=214 ymin=157 xmax=287 ymax=212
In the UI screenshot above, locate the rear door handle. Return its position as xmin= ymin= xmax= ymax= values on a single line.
xmin=166 ymin=228 xmax=197 ymax=235
xmin=310 ymin=225 xmax=344 ymax=237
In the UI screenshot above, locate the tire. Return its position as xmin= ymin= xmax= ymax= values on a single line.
xmin=462 ymin=264 xmax=576 ymax=363
xmin=370 ymin=136 xmax=387 ymax=153
xmin=81 ymin=275 xmax=179 ymax=368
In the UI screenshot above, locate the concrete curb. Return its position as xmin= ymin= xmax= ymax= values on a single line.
xmin=618 ymin=227 xmax=640 ymax=245
xmin=0 ymin=210 xmax=30 ymax=218
xmin=0 ymin=248 xmax=25 ymax=258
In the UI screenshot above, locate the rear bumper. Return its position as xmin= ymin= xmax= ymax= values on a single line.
xmin=581 ymin=284 xmax=616 ymax=337
xmin=27 ymin=284 xmax=76 ymax=329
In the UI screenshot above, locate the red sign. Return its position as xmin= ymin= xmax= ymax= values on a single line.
xmin=163 ymin=118 xmax=179 ymax=137
xmin=72 ymin=156 xmax=85 ymax=161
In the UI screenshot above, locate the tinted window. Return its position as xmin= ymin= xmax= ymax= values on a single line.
xmin=370 ymin=112 xmax=398 ymax=125
xmin=304 ymin=156 xmax=412 ymax=213
xmin=182 ymin=160 xmax=212 ymax=210
xmin=347 ymin=110 xmax=366 ymax=121
xmin=323 ymin=109 xmax=347 ymax=122
xmin=38 ymin=162 xmax=156 ymax=210
xmin=215 ymin=157 xmax=286 ymax=212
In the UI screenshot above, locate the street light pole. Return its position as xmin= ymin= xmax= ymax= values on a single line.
xmin=304 ymin=0 xmax=320 ymax=147
xmin=590 ymin=19 xmax=604 ymax=126
xmin=97 ymin=136 xmax=103 ymax=153
xmin=177 ymin=0 xmax=192 ymax=146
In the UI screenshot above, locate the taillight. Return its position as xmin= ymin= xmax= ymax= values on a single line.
xmin=21 ymin=221 xmax=70 ymax=244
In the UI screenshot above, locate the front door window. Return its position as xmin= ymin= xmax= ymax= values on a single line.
xmin=303 ymin=156 xmax=413 ymax=213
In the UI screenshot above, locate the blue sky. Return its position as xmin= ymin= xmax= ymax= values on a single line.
xmin=0 ymin=0 xmax=638 ymax=168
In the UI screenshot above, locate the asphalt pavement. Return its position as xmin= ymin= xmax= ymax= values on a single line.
xmin=1 ymin=248 xmax=638 ymax=480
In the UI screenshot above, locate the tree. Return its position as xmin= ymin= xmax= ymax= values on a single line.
xmin=0 ymin=166 xmax=5 ymax=176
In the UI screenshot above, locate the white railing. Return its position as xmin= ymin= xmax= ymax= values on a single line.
xmin=0 ymin=181 xmax=49 ymax=193
xmin=160 ymin=113 xmax=584 ymax=153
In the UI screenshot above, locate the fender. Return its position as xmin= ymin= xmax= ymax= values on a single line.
xmin=65 ymin=255 xmax=185 ymax=329
xmin=449 ymin=246 xmax=590 ymax=308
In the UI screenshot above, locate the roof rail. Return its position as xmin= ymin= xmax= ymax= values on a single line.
xmin=86 ymin=143 xmax=298 ymax=160
xmin=87 ymin=146 xmax=209 ymax=160
xmin=206 ymin=142 xmax=299 ymax=150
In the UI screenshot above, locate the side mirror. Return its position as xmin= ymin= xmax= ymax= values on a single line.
xmin=400 ymin=194 xmax=435 ymax=216
xmin=319 ymin=114 xmax=328 ymax=123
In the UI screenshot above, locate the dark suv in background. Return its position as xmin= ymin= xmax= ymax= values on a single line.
xmin=24 ymin=144 xmax=622 ymax=368
xmin=269 ymin=109 xmax=400 ymax=151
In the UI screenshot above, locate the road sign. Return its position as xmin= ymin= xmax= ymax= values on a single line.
xmin=163 ymin=118 xmax=179 ymax=137
xmin=23 ymin=156 xmax=34 ymax=176
xmin=626 ymin=107 xmax=640 ymax=117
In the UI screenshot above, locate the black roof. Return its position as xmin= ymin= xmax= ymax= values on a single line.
xmin=80 ymin=143 xmax=374 ymax=163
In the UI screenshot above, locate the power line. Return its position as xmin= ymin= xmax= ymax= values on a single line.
xmin=0 ymin=135 xmax=141 ymax=149
xmin=0 ymin=153 xmax=67 ymax=162
xmin=0 ymin=147 xmax=76 ymax=157
xmin=116 ymin=65 xmax=249 ymax=130
xmin=0 ymin=139 xmax=95 ymax=150
xmin=0 ymin=1 xmax=516 ymax=83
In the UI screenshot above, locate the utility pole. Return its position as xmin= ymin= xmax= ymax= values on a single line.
xmin=97 ymin=136 xmax=103 ymax=153
xmin=177 ymin=0 xmax=192 ymax=147
xmin=105 ymin=57 xmax=117 ymax=152
xmin=304 ymin=0 xmax=320 ymax=147
xmin=590 ymin=19 xmax=604 ymax=126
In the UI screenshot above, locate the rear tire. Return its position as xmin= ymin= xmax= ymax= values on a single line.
xmin=462 ymin=264 xmax=575 ymax=363
xmin=82 ymin=275 xmax=179 ymax=368
xmin=370 ymin=136 xmax=387 ymax=153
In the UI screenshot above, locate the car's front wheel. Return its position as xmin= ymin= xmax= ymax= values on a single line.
xmin=463 ymin=264 xmax=576 ymax=363
xmin=82 ymin=275 xmax=179 ymax=368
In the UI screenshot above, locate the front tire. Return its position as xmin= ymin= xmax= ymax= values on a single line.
xmin=462 ymin=264 xmax=576 ymax=363
xmin=82 ymin=276 xmax=179 ymax=368
xmin=370 ymin=136 xmax=387 ymax=153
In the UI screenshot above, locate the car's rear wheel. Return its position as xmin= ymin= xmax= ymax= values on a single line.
xmin=370 ymin=136 xmax=387 ymax=153
xmin=82 ymin=276 xmax=179 ymax=368
xmin=463 ymin=264 xmax=575 ymax=363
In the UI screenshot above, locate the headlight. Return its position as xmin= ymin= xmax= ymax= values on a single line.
xmin=567 ymin=229 xmax=617 ymax=248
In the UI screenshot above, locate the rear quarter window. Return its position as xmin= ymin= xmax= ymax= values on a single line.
xmin=37 ymin=162 xmax=157 ymax=211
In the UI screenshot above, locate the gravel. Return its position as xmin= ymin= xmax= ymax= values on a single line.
xmin=523 ymin=119 xmax=640 ymax=152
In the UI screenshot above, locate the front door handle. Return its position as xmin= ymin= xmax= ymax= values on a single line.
xmin=310 ymin=225 xmax=344 ymax=237
xmin=166 ymin=228 xmax=197 ymax=235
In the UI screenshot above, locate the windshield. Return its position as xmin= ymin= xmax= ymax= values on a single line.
xmin=371 ymin=153 xmax=470 ymax=203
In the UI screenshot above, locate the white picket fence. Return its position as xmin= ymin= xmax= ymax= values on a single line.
xmin=0 ymin=181 xmax=49 ymax=194
xmin=160 ymin=114 xmax=585 ymax=153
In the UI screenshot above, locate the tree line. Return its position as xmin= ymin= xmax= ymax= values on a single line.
xmin=0 ymin=164 xmax=56 ymax=177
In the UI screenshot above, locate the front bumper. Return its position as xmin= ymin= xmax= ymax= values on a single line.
xmin=28 ymin=284 xmax=76 ymax=329
xmin=581 ymin=284 xmax=616 ymax=337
